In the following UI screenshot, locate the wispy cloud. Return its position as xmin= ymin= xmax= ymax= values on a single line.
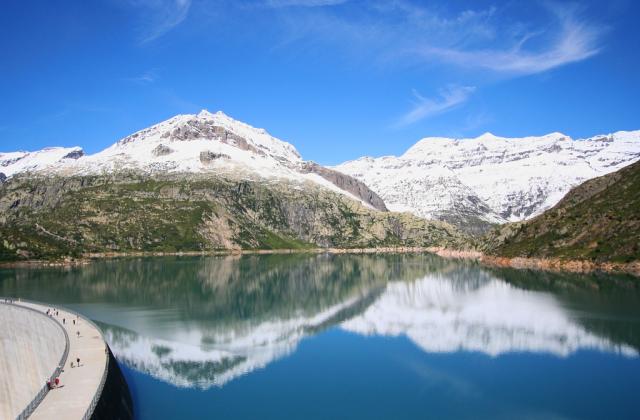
xmin=119 ymin=0 xmax=192 ymax=44
xmin=263 ymin=1 xmax=605 ymax=127
xmin=395 ymin=85 xmax=476 ymax=127
xmin=272 ymin=1 xmax=604 ymax=75
xmin=265 ymin=0 xmax=349 ymax=7
xmin=126 ymin=69 xmax=158 ymax=84
xmin=420 ymin=4 xmax=603 ymax=75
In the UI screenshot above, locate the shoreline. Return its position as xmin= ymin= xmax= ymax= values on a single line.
xmin=427 ymin=248 xmax=640 ymax=277
xmin=0 ymin=246 xmax=450 ymax=268
xmin=1 ymin=247 xmax=639 ymax=278
xmin=478 ymin=254 xmax=640 ymax=277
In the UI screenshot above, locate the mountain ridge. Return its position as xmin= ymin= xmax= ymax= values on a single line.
xmin=335 ymin=130 xmax=640 ymax=234
xmin=2 ymin=112 xmax=639 ymax=266
xmin=0 ymin=110 xmax=386 ymax=211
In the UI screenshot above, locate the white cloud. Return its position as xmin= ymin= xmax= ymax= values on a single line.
xmin=119 ymin=0 xmax=192 ymax=44
xmin=395 ymin=85 xmax=476 ymax=127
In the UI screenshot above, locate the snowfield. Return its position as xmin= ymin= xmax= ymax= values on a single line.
xmin=334 ymin=130 xmax=640 ymax=224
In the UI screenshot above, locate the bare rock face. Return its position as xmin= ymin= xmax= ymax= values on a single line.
xmin=200 ymin=151 xmax=230 ymax=164
xmin=159 ymin=120 xmax=267 ymax=157
xmin=300 ymin=162 xmax=388 ymax=211
xmin=0 ymin=173 xmax=5 ymax=184
xmin=1 ymin=156 xmax=24 ymax=167
xmin=152 ymin=144 xmax=174 ymax=157
xmin=62 ymin=149 xmax=84 ymax=160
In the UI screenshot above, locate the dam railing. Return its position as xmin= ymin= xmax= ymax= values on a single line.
xmin=81 ymin=320 xmax=109 ymax=420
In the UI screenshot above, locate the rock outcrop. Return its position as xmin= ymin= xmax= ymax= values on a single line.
xmin=199 ymin=151 xmax=230 ymax=163
xmin=62 ymin=149 xmax=84 ymax=160
xmin=152 ymin=144 xmax=174 ymax=157
xmin=300 ymin=162 xmax=387 ymax=211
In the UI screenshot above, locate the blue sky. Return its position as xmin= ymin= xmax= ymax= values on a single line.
xmin=1 ymin=0 xmax=638 ymax=164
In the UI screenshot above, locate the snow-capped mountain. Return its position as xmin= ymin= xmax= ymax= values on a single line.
xmin=334 ymin=131 xmax=640 ymax=232
xmin=0 ymin=110 xmax=386 ymax=210
xmin=0 ymin=146 xmax=84 ymax=178
xmin=5 ymin=115 xmax=639 ymax=234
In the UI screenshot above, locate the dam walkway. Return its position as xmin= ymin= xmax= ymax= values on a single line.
xmin=0 ymin=299 xmax=108 ymax=419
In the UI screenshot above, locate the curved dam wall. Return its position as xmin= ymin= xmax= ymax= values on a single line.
xmin=0 ymin=303 xmax=66 ymax=419
xmin=0 ymin=299 xmax=133 ymax=420
xmin=91 ymin=347 xmax=134 ymax=420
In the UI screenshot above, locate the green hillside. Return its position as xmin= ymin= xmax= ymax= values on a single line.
xmin=0 ymin=173 xmax=471 ymax=261
xmin=486 ymin=160 xmax=640 ymax=263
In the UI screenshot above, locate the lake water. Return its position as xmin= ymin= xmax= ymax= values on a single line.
xmin=2 ymin=254 xmax=640 ymax=419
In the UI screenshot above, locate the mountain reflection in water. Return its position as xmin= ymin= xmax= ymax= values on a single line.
xmin=1 ymin=254 xmax=638 ymax=390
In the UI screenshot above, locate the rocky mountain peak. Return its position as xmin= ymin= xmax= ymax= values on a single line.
xmin=197 ymin=109 xmax=220 ymax=118
xmin=476 ymin=132 xmax=499 ymax=141
xmin=115 ymin=110 xmax=301 ymax=164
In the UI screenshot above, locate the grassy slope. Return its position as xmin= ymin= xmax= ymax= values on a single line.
xmin=0 ymin=174 xmax=470 ymax=261
xmin=486 ymin=160 xmax=640 ymax=263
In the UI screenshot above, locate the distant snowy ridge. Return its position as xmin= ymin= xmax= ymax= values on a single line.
xmin=0 ymin=146 xmax=84 ymax=177
xmin=334 ymin=130 xmax=640 ymax=231
xmin=0 ymin=110 xmax=386 ymax=211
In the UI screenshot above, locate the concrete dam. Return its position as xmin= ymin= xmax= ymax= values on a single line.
xmin=0 ymin=299 xmax=133 ymax=419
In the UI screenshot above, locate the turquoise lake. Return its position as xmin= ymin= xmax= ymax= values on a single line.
xmin=1 ymin=253 xmax=640 ymax=419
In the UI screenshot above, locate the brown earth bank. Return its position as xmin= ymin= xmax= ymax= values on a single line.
xmin=425 ymin=247 xmax=640 ymax=278
xmin=479 ymin=255 xmax=640 ymax=277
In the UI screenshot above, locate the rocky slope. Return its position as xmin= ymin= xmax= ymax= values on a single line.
xmin=335 ymin=131 xmax=640 ymax=234
xmin=0 ymin=173 xmax=469 ymax=261
xmin=485 ymin=160 xmax=640 ymax=263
